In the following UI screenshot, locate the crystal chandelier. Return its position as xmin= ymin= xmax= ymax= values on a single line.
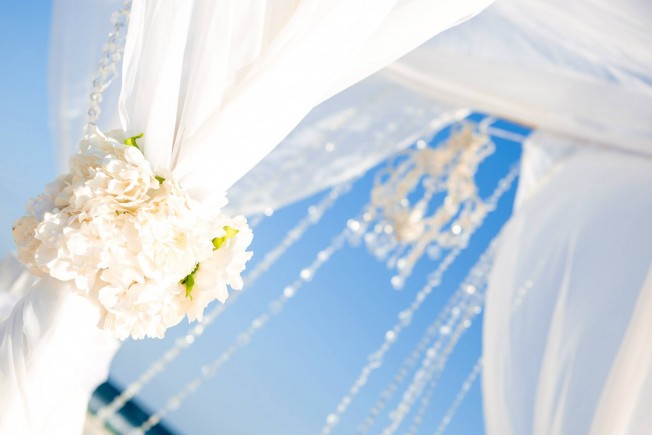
xmin=349 ymin=123 xmax=495 ymax=288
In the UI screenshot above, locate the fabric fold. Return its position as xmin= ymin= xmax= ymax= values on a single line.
xmin=0 ymin=274 xmax=119 ymax=434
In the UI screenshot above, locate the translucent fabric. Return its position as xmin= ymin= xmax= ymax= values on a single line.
xmin=0 ymin=272 xmax=119 ymax=435
xmin=228 ymin=0 xmax=652 ymax=213
xmin=482 ymin=133 xmax=652 ymax=435
xmin=385 ymin=0 xmax=652 ymax=155
xmin=118 ymin=0 xmax=492 ymax=201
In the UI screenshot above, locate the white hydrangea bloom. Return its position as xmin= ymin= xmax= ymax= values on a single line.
xmin=13 ymin=128 xmax=253 ymax=339
xmin=189 ymin=216 xmax=254 ymax=322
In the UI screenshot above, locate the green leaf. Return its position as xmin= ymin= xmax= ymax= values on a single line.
xmin=155 ymin=175 xmax=166 ymax=184
xmin=180 ymin=263 xmax=200 ymax=300
xmin=212 ymin=226 xmax=239 ymax=250
xmin=124 ymin=133 xmax=144 ymax=150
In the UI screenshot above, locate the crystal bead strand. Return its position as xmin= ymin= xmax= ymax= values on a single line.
xmin=84 ymin=1 xmax=132 ymax=136
xmin=410 ymin=259 xmax=542 ymax=435
xmin=381 ymin=281 xmax=486 ymax=435
xmin=379 ymin=243 xmax=493 ymax=435
xmin=319 ymin=246 xmax=463 ymax=434
xmin=425 ymin=266 xmax=542 ymax=435
xmin=386 ymin=230 xmax=529 ymax=435
xmin=404 ymin=333 xmax=479 ymax=435
xmin=356 ymin=242 xmax=495 ymax=433
xmin=95 ymin=180 xmax=355 ymax=423
xmin=134 ymin=223 xmax=354 ymax=434
xmin=432 ymin=358 xmax=483 ymax=435
xmin=406 ymin=249 xmax=498 ymax=435
xmin=404 ymin=299 xmax=484 ymax=435
xmin=317 ymin=165 xmax=518 ymax=435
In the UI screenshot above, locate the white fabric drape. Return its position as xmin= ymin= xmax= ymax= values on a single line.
xmin=119 ymin=0 xmax=493 ymax=200
xmin=225 ymin=0 xmax=652 ymax=213
xmin=385 ymin=0 xmax=652 ymax=155
xmin=482 ymin=133 xmax=652 ymax=435
xmin=0 ymin=272 xmax=119 ymax=435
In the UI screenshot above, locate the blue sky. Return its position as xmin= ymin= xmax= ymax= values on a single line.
xmin=0 ymin=2 xmax=524 ymax=434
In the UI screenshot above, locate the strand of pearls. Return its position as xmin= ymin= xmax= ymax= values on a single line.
xmin=134 ymin=223 xmax=354 ymax=434
xmin=84 ymin=1 xmax=132 ymax=136
xmin=318 ymin=164 xmax=518 ymax=435
xmin=432 ymin=358 xmax=483 ymax=435
xmin=95 ymin=180 xmax=354 ymax=423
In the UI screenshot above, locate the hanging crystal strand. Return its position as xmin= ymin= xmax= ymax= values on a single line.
xmin=385 ymin=222 xmax=534 ymax=435
xmin=432 ymin=358 xmax=483 ymax=435
xmin=406 ymin=296 xmax=481 ymax=435
xmin=84 ymin=1 xmax=132 ymax=136
xmin=95 ymin=180 xmax=355 ymax=423
xmin=403 ymin=284 xmax=487 ymax=435
xmin=405 ymin=340 xmax=479 ymax=435
xmin=133 ymin=222 xmax=355 ymax=434
xmin=320 ymin=246 xmax=463 ymax=435
xmin=356 ymin=248 xmax=493 ymax=434
xmin=380 ymin=281 xmax=485 ymax=435
xmin=377 ymin=241 xmax=492 ymax=435
xmin=318 ymin=164 xmax=519 ymax=435
xmin=406 ymin=249 xmax=542 ymax=435
xmin=423 ymin=260 xmax=541 ymax=435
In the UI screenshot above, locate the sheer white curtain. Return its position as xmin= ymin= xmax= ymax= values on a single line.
xmin=1 ymin=1 xmax=494 ymax=433
xmin=119 ymin=0 xmax=493 ymax=200
xmin=483 ymin=133 xmax=652 ymax=435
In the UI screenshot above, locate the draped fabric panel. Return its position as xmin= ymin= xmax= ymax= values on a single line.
xmin=119 ymin=0 xmax=493 ymax=200
xmin=482 ymin=134 xmax=652 ymax=435
xmin=0 ymin=274 xmax=119 ymax=435
xmin=385 ymin=0 xmax=652 ymax=155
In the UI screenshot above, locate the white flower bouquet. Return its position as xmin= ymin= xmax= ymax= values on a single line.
xmin=12 ymin=129 xmax=252 ymax=339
